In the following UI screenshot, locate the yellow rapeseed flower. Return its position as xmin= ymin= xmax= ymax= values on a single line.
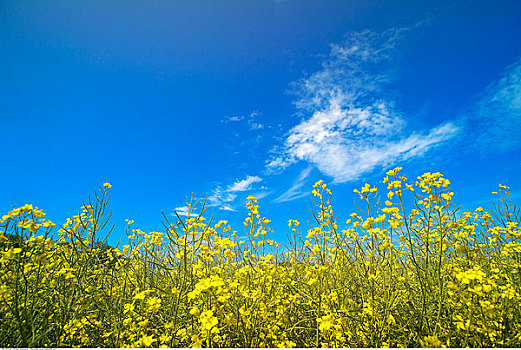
xmin=199 ymin=310 xmax=218 ymax=331
xmin=140 ymin=334 xmax=156 ymax=347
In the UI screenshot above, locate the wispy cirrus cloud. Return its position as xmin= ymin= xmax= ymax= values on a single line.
xmin=469 ymin=57 xmax=521 ymax=152
xmin=222 ymin=115 xmax=244 ymax=123
xmin=173 ymin=205 xmax=198 ymax=218
xmin=227 ymin=175 xmax=263 ymax=192
xmin=274 ymin=166 xmax=313 ymax=203
xmin=267 ymin=28 xmax=459 ymax=183
xmin=207 ymin=175 xmax=263 ymax=211
xmin=222 ymin=110 xmax=265 ymax=131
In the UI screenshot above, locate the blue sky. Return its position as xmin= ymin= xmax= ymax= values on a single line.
xmin=1 ymin=0 xmax=521 ymax=247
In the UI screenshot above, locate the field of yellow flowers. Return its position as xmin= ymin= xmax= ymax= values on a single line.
xmin=1 ymin=167 xmax=520 ymax=347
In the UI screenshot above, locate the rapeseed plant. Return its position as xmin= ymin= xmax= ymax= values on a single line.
xmin=1 ymin=171 xmax=520 ymax=347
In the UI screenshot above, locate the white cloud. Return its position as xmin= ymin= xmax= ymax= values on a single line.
xmin=227 ymin=175 xmax=262 ymax=192
xmin=208 ymin=175 xmax=264 ymax=211
xmin=173 ymin=205 xmax=198 ymax=218
xmin=268 ymin=28 xmax=459 ymax=183
xmin=247 ymin=110 xmax=264 ymax=130
xmin=222 ymin=115 xmax=244 ymax=123
xmin=207 ymin=187 xmax=237 ymax=211
xmin=220 ymin=204 xmax=236 ymax=212
xmin=274 ymin=166 xmax=313 ymax=203
xmin=471 ymin=57 xmax=521 ymax=151
xmin=252 ymin=190 xmax=272 ymax=200
xmin=222 ymin=110 xmax=265 ymax=130
xmin=249 ymin=122 xmax=264 ymax=130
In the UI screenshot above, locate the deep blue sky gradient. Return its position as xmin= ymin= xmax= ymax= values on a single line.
xmin=1 ymin=0 xmax=521 ymax=246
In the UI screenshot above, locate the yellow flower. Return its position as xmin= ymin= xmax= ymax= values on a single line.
xmin=21 ymin=204 xmax=33 ymax=212
xmin=159 ymin=334 xmax=172 ymax=344
xmin=103 ymin=182 xmax=112 ymax=189
xmin=420 ymin=335 xmax=445 ymax=348
xmin=42 ymin=220 xmax=56 ymax=228
xmin=133 ymin=289 xmax=153 ymax=300
xmin=1 ymin=247 xmax=22 ymax=261
xmin=138 ymin=319 xmax=149 ymax=327
xmin=199 ymin=310 xmax=218 ymax=331
xmin=140 ymin=334 xmax=156 ymax=347
xmin=146 ymin=297 xmax=161 ymax=313
xmin=307 ymin=278 xmax=318 ymax=285
xmin=317 ymin=315 xmax=334 ymax=332
xmin=190 ymin=306 xmax=200 ymax=317
xmin=123 ymin=303 xmax=135 ymax=314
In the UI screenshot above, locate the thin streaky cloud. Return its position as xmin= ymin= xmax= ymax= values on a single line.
xmin=220 ymin=204 xmax=236 ymax=212
xmin=207 ymin=175 xmax=264 ymax=211
xmin=247 ymin=110 xmax=265 ymax=131
xmin=252 ymin=190 xmax=273 ymax=200
xmin=470 ymin=57 xmax=521 ymax=152
xmin=221 ymin=115 xmax=244 ymax=123
xmin=274 ymin=166 xmax=313 ymax=203
xmin=226 ymin=175 xmax=262 ymax=192
xmin=221 ymin=110 xmax=265 ymax=130
xmin=207 ymin=186 xmax=237 ymax=212
xmin=173 ymin=205 xmax=198 ymax=218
